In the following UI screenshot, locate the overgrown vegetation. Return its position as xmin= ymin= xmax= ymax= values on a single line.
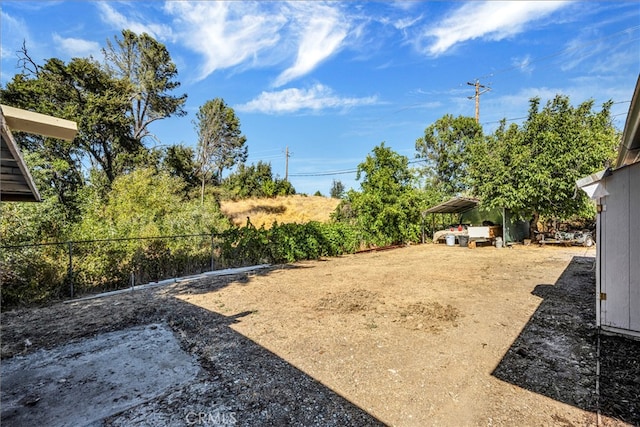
xmin=0 ymin=28 xmax=621 ymax=307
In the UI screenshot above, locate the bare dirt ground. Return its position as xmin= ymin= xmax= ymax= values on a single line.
xmin=2 ymin=244 xmax=639 ymax=426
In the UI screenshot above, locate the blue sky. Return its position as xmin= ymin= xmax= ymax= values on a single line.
xmin=1 ymin=1 xmax=639 ymax=195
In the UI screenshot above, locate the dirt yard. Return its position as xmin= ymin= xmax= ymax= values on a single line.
xmin=2 ymin=244 xmax=639 ymax=426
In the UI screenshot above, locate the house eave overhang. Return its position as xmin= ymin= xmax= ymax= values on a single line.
xmin=0 ymin=104 xmax=77 ymax=141
xmin=615 ymin=74 xmax=640 ymax=168
xmin=1 ymin=105 xmax=78 ymax=202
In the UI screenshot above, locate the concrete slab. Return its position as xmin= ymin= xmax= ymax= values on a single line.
xmin=1 ymin=323 xmax=200 ymax=427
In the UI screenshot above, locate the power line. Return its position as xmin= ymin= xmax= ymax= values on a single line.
xmin=290 ymin=96 xmax=632 ymax=177
xmin=481 ymin=100 xmax=632 ymax=126
xmin=289 ymin=159 xmax=426 ymax=177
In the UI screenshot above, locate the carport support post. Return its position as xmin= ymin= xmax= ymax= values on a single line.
xmin=503 ymin=208 xmax=507 ymax=245
xmin=67 ymin=241 xmax=74 ymax=298
xmin=431 ymin=213 xmax=435 ymax=240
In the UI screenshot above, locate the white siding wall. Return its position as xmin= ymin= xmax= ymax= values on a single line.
xmin=599 ymin=162 xmax=640 ymax=336
xmin=629 ymin=163 xmax=640 ymax=332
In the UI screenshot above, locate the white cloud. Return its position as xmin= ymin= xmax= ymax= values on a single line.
xmin=273 ymin=3 xmax=350 ymax=87
xmin=52 ymin=33 xmax=100 ymax=58
xmin=164 ymin=2 xmax=286 ymax=81
xmin=236 ymin=84 xmax=378 ymax=114
xmin=511 ymin=55 xmax=533 ymax=75
xmin=164 ymin=2 xmax=352 ymax=85
xmin=393 ymin=15 xmax=422 ymax=31
xmin=1 ymin=11 xmax=31 ymax=61
xmin=97 ymin=3 xmax=173 ymax=42
xmin=420 ymin=1 xmax=569 ymax=56
xmin=389 ymin=1 xmax=421 ymax=12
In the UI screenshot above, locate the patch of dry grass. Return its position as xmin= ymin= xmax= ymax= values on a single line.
xmin=220 ymin=195 xmax=341 ymax=228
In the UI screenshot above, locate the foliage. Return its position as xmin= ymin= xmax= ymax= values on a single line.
xmin=76 ymin=168 xmax=229 ymax=239
xmin=0 ymin=195 xmax=75 ymax=246
xmin=468 ymin=95 xmax=619 ymax=224
xmin=222 ymin=161 xmax=295 ymax=199
xmin=62 ymin=168 xmax=231 ymax=294
xmin=161 ymin=144 xmax=200 ymax=191
xmin=335 ymin=143 xmax=424 ymax=246
xmin=219 ymin=220 xmax=360 ymax=266
xmin=330 ymin=179 xmax=345 ymax=199
xmin=195 ymin=98 xmax=248 ymax=201
xmin=103 ymin=29 xmax=187 ymax=143
xmin=415 ymin=114 xmax=482 ymax=199
xmin=0 ymin=244 xmax=68 ymax=306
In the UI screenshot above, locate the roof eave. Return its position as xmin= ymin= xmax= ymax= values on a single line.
xmin=615 ymin=74 xmax=640 ymax=168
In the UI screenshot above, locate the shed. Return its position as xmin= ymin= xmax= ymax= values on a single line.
xmin=0 ymin=104 xmax=78 ymax=202
xmin=578 ymin=74 xmax=640 ymax=338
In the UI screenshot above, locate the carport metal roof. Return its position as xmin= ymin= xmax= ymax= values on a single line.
xmin=424 ymin=196 xmax=479 ymax=214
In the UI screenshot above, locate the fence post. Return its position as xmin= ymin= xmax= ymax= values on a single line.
xmin=210 ymin=233 xmax=215 ymax=272
xmin=67 ymin=241 xmax=74 ymax=298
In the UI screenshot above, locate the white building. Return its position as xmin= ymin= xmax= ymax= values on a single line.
xmin=578 ymin=74 xmax=640 ymax=338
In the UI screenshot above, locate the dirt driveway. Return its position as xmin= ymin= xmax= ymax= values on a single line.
xmin=2 ymin=244 xmax=638 ymax=426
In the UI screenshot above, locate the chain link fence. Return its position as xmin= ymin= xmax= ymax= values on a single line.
xmin=2 ymin=222 xmax=362 ymax=307
xmin=0 ymin=232 xmax=257 ymax=306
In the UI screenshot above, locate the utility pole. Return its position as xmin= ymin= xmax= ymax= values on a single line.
xmin=467 ymin=80 xmax=490 ymax=124
xmin=285 ymin=146 xmax=290 ymax=182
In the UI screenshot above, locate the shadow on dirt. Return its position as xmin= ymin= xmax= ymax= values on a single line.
xmin=108 ymin=298 xmax=386 ymax=426
xmin=492 ymin=256 xmax=640 ymax=425
xmin=1 ymin=264 xmax=385 ymax=426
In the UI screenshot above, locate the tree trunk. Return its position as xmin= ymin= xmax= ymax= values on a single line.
xmin=201 ymin=176 xmax=205 ymax=207
xmin=529 ymin=211 xmax=539 ymax=240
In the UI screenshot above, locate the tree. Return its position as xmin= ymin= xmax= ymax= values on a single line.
xmin=223 ymin=161 xmax=295 ymax=199
xmin=468 ymin=95 xmax=619 ymax=234
xmin=330 ymin=179 xmax=345 ymax=199
xmin=103 ymin=30 xmax=187 ymax=144
xmin=337 ymin=143 xmax=423 ymax=245
xmin=415 ymin=114 xmax=482 ymax=198
xmin=195 ymin=98 xmax=248 ymax=203
xmin=161 ymin=145 xmax=199 ymax=191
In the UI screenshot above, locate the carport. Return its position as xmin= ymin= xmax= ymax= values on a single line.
xmin=424 ymin=196 xmax=480 ymax=241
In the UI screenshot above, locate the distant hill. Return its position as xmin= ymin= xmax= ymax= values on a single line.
xmin=220 ymin=195 xmax=341 ymax=228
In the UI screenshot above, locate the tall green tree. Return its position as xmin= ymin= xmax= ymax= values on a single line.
xmin=195 ymin=98 xmax=248 ymax=203
xmin=337 ymin=143 xmax=423 ymax=245
xmin=415 ymin=114 xmax=482 ymax=198
xmin=468 ymin=95 xmax=619 ymax=233
xmin=330 ymin=179 xmax=345 ymax=199
xmin=103 ymin=29 xmax=187 ymax=144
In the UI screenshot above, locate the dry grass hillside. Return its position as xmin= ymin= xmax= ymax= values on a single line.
xmin=220 ymin=195 xmax=341 ymax=228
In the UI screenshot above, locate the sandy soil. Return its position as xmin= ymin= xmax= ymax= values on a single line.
xmin=2 ymin=243 xmax=639 ymax=426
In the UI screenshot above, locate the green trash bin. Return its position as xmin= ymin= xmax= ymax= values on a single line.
xmin=458 ymin=235 xmax=469 ymax=247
